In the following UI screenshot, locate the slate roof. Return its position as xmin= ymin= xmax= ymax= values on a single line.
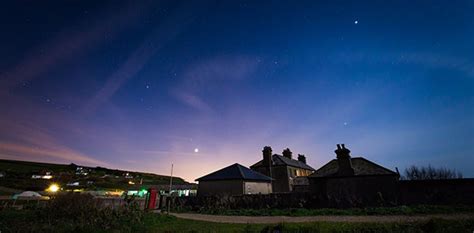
xmin=196 ymin=163 xmax=272 ymax=182
xmin=309 ymin=157 xmax=398 ymax=178
xmin=251 ymin=154 xmax=315 ymax=171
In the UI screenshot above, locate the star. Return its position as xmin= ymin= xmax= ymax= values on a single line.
xmin=354 ymin=20 xmax=359 ymax=24
xmin=343 ymin=122 xmax=348 ymax=126
xmin=194 ymin=148 xmax=199 ymax=153
xmin=146 ymin=85 xmax=150 ymax=89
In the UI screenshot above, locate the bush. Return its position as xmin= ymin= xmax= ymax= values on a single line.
xmin=0 ymin=193 xmax=145 ymax=233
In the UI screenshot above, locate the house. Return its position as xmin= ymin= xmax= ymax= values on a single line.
xmin=13 ymin=191 xmax=47 ymax=200
xmin=250 ymin=146 xmax=315 ymax=193
xmin=196 ymin=163 xmax=272 ymax=196
xmin=308 ymin=144 xmax=400 ymax=207
xmin=124 ymin=172 xmax=134 ymax=179
xmin=127 ymin=184 xmax=198 ymax=197
xmin=31 ymin=171 xmax=53 ymax=179
xmin=67 ymin=181 xmax=80 ymax=187
xmin=75 ymin=167 xmax=89 ymax=176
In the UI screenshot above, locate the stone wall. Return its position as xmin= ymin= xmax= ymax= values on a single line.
xmin=244 ymin=181 xmax=272 ymax=194
xmin=309 ymin=175 xmax=400 ymax=208
xmin=170 ymin=178 xmax=474 ymax=210
xmin=170 ymin=193 xmax=320 ymax=211
xmin=252 ymin=165 xmax=291 ymax=193
xmin=198 ymin=180 xmax=244 ymax=196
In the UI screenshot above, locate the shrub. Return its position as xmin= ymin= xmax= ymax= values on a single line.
xmin=0 ymin=193 xmax=145 ymax=232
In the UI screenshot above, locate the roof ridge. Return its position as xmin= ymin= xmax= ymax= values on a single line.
xmin=353 ymin=157 xmax=397 ymax=174
xmin=195 ymin=163 xmax=236 ymax=181
xmin=235 ymin=163 xmax=245 ymax=178
xmin=274 ymin=154 xmax=315 ymax=170
xmin=311 ymin=159 xmax=336 ymax=176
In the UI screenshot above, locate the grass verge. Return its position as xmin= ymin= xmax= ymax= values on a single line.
xmin=2 ymin=210 xmax=474 ymax=233
xmin=175 ymin=205 xmax=474 ymax=216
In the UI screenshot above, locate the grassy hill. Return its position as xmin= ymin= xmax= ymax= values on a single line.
xmin=0 ymin=159 xmax=187 ymax=192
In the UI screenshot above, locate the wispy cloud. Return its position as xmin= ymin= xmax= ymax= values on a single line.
xmin=0 ymin=95 xmax=110 ymax=167
xmin=172 ymin=56 xmax=260 ymax=112
xmin=0 ymin=122 xmax=109 ymax=167
xmin=0 ymin=2 xmax=148 ymax=94
xmin=0 ymin=142 xmax=107 ymax=166
xmin=171 ymin=92 xmax=213 ymax=113
xmin=83 ymin=2 xmax=206 ymax=114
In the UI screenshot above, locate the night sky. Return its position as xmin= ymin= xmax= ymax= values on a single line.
xmin=1 ymin=1 xmax=473 ymax=182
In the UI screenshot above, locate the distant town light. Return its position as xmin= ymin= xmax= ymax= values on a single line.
xmin=128 ymin=181 xmax=135 ymax=185
xmin=47 ymin=183 xmax=60 ymax=193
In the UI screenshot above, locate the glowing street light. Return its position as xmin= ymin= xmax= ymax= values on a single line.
xmin=47 ymin=183 xmax=60 ymax=193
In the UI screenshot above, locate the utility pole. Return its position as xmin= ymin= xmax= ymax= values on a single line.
xmin=167 ymin=163 xmax=173 ymax=214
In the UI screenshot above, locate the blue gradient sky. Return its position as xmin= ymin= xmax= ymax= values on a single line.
xmin=0 ymin=0 xmax=473 ymax=182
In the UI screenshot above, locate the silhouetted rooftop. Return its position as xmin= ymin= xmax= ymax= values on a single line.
xmin=310 ymin=157 xmax=398 ymax=177
xmin=251 ymin=154 xmax=315 ymax=171
xmin=196 ymin=163 xmax=272 ymax=182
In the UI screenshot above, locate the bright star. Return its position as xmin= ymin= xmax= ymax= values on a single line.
xmin=194 ymin=148 xmax=199 ymax=153
xmin=354 ymin=20 xmax=358 ymax=24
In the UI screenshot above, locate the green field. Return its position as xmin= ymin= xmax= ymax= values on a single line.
xmin=175 ymin=205 xmax=474 ymax=216
xmin=1 ymin=210 xmax=474 ymax=233
xmin=0 ymin=159 xmax=187 ymax=192
xmin=143 ymin=216 xmax=474 ymax=233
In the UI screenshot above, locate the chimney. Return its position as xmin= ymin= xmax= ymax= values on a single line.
xmin=335 ymin=144 xmax=354 ymax=176
xmin=282 ymin=148 xmax=292 ymax=159
xmin=297 ymin=154 xmax=306 ymax=164
xmin=262 ymin=146 xmax=273 ymax=167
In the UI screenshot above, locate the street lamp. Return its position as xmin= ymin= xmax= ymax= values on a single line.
xmin=47 ymin=183 xmax=60 ymax=193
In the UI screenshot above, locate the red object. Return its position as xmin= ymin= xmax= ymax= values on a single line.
xmin=146 ymin=188 xmax=157 ymax=210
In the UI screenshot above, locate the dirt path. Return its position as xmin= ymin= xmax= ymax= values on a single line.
xmin=170 ymin=213 xmax=474 ymax=224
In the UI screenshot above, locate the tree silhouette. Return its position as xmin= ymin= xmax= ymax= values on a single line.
xmin=402 ymin=165 xmax=463 ymax=180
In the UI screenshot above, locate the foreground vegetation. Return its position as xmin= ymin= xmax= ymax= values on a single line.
xmin=176 ymin=205 xmax=474 ymax=217
xmin=2 ymin=209 xmax=474 ymax=233
xmin=1 ymin=194 xmax=473 ymax=232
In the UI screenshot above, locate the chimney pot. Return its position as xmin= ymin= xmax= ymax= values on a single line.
xmin=335 ymin=144 xmax=354 ymax=176
xmin=297 ymin=154 xmax=306 ymax=164
xmin=282 ymin=148 xmax=292 ymax=159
